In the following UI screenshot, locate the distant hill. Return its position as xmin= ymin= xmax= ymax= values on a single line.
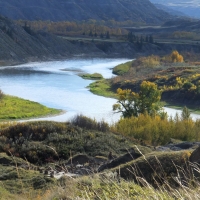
xmin=0 ymin=0 xmax=171 ymax=24
xmin=154 ymin=4 xmax=188 ymax=18
xmin=150 ymin=0 xmax=200 ymax=19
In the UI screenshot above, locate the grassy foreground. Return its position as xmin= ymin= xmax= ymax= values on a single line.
xmin=0 ymin=95 xmax=60 ymax=120
xmin=0 ymin=118 xmax=200 ymax=199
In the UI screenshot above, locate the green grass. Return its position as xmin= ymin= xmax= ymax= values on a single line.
xmin=88 ymin=79 xmax=116 ymax=98
xmin=79 ymin=73 xmax=103 ymax=80
xmin=112 ymin=61 xmax=133 ymax=75
xmin=0 ymin=95 xmax=61 ymax=120
xmin=0 ymin=152 xmax=55 ymax=197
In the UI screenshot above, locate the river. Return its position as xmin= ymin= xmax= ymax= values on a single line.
xmin=0 ymin=58 xmax=199 ymax=123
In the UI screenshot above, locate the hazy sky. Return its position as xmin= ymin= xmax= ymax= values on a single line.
xmin=150 ymin=0 xmax=200 ymax=7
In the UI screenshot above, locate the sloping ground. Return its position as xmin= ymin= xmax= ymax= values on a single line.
xmin=0 ymin=15 xmax=104 ymax=63
xmin=0 ymin=0 xmax=170 ymax=24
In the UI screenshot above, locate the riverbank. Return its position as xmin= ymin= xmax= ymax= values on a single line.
xmin=0 ymin=94 xmax=61 ymax=121
xmin=87 ymin=55 xmax=200 ymax=115
xmin=88 ymin=79 xmax=200 ymax=114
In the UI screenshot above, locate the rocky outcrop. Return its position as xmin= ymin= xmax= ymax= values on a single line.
xmin=66 ymin=154 xmax=91 ymax=165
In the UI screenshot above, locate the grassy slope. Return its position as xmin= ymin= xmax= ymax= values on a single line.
xmin=0 ymin=95 xmax=60 ymax=120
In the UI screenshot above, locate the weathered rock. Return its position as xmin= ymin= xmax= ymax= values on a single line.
xmin=158 ymin=142 xmax=200 ymax=152
xmin=94 ymin=156 xmax=108 ymax=164
xmin=112 ymin=150 xmax=192 ymax=187
xmin=189 ymin=145 xmax=200 ymax=163
xmin=66 ymin=154 xmax=91 ymax=165
xmin=98 ymin=150 xmax=142 ymax=172
xmin=156 ymin=146 xmax=171 ymax=151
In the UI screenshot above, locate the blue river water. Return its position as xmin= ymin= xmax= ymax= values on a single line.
xmin=0 ymin=58 xmax=199 ymax=123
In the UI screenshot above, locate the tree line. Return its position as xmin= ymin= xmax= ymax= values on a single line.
xmin=16 ymin=20 xmax=128 ymax=37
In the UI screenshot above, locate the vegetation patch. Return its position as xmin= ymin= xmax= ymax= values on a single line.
xmin=112 ymin=61 xmax=133 ymax=75
xmin=88 ymin=79 xmax=116 ymax=98
xmin=79 ymin=73 xmax=103 ymax=80
xmin=111 ymin=112 xmax=200 ymax=145
xmin=0 ymin=95 xmax=60 ymax=120
xmin=0 ymin=121 xmax=136 ymax=164
xmin=108 ymin=51 xmax=200 ymax=110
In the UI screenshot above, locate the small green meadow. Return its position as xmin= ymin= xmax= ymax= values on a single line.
xmin=0 ymin=95 xmax=61 ymax=120
xmin=79 ymin=73 xmax=103 ymax=80
xmin=88 ymin=79 xmax=116 ymax=98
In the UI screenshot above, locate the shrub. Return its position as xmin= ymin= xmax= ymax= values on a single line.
xmin=112 ymin=112 xmax=200 ymax=145
xmin=0 ymin=89 xmax=4 ymax=99
xmin=134 ymin=55 xmax=160 ymax=68
xmin=171 ymin=51 xmax=184 ymax=63
xmin=70 ymin=114 xmax=109 ymax=132
xmin=112 ymin=61 xmax=132 ymax=75
xmin=183 ymin=82 xmax=194 ymax=90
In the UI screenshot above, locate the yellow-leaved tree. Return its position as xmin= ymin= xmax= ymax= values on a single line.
xmin=113 ymin=81 xmax=162 ymax=118
xmin=171 ymin=50 xmax=184 ymax=63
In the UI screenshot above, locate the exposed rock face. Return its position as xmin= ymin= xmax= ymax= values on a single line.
xmin=190 ymin=146 xmax=200 ymax=163
xmin=0 ymin=0 xmax=170 ymax=24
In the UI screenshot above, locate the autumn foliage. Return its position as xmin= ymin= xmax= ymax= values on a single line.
xmin=171 ymin=50 xmax=184 ymax=63
xmin=113 ymin=81 xmax=162 ymax=118
xmin=112 ymin=111 xmax=200 ymax=145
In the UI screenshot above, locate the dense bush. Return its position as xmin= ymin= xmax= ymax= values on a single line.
xmin=0 ymin=121 xmax=67 ymax=141
xmin=71 ymin=114 xmax=109 ymax=132
xmin=112 ymin=113 xmax=200 ymax=145
xmin=0 ymin=120 xmax=133 ymax=164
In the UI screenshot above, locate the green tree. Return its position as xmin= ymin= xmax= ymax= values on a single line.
xmin=145 ymin=35 xmax=149 ymax=43
xmin=0 ymin=89 xmax=4 ymax=99
xmin=89 ymin=30 xmax=93 ymax=37
xmin=149 ymin=35 xmax=154 ymax=43
xmin=106 ymin=31 xmax=110 ymax=39
xmin=181 ymin=106 xmax=191 ymax=120
xmin=113 ymin=81 xmax=162 ymax=118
